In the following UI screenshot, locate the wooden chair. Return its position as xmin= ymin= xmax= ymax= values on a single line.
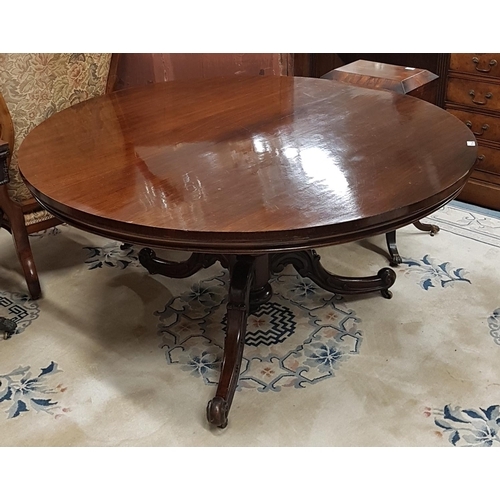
xmin=0 ymin=53 xmax=114 ymax=299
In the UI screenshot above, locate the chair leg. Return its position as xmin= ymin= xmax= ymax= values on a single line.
xmin=0 ymin=188 xmax=41 ymax=299
xmin=413 ymin=220 xmax=440 ymax=236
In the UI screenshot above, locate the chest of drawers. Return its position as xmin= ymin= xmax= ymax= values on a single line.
xmin=445 ymin=53 xmax=500 ymax=209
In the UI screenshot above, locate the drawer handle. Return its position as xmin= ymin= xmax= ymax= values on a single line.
xmin=477 ymin=155 xmax=485 ymax=161
xmin=472 ymin=56 xmax=497 ymax=73
xmin=465 ymin=120 xmax=490 ymax=136
xmin=469 ymin=90 xmax=493 ymax=105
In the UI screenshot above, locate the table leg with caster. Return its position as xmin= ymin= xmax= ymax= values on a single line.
xmin=206 ymin=255 xmax=255 ymax=428
xmin=385 ymin=221 xmax=440 ymax=267
xmin=413 ymin=220 xmax=440 ymax=236
xmin=386 ymin=230 xmax=402 ymax=267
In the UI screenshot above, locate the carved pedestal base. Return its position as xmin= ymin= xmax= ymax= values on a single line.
xmin=139 ymin=248 xmax=396 ymax=428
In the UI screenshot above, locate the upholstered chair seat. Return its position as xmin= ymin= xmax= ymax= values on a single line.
xmin=0 ymin=53 xmax=112 ymax=299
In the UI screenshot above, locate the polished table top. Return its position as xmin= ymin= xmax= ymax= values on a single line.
xmin=18 ymin=76 xmax=478 ymax=252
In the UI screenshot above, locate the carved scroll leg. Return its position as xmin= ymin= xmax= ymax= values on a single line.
xmin=385 ymin=230 xmax=402 ymax=267
xmin=138 ymin=248 xmax=219 ymax=278
xmin=413 ymin=220 xmax=440 ymax=236
xmin=271 ymin=250 xmax=396 ymax=299
xmin=386 ymin=221 xmax=439 ymax=267
xmin=207 ymin=256 xmax=255 ymax=429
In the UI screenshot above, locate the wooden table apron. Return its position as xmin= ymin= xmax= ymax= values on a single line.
xmin=18 ymin=76 xmax=478 ymax=428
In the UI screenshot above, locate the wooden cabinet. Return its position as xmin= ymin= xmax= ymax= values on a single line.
xmin=445 ymin=53 xmax=500 ymax=209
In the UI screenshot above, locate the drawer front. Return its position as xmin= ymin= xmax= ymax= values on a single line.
xmin=458 ymin=177 xmax=500 ymax=211
xmin=446 ymin=77 xmax=500 ymax=112
xmin=475 ymin=144 xmax=500 ymax=176
xmin=447 ymin=109 xmax=500 ymax=143
xmin=450 ymin=54 xmax=500 ymax=78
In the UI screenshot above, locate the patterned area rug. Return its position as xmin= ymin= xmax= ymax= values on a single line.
xmin=0 ymin=202 xmax=499 ymax=446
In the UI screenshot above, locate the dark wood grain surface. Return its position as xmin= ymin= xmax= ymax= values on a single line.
xmin=18 ymin=76 xmax=478 ymax=253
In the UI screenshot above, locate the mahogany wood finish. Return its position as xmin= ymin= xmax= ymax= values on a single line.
xmin=138 ymin=248 xmax=222 ymax=278
xmin=447 ymin=109 xmax=500 ymax=142
xmin=109 ymin=54 xmax=292 ymax=92
xmin=322 ymin=60 xmax=438 ymax=97
xmin=336 ymin=54 xmax=451 ymax=108
xmin=445 ymin=54 xmax=500 ymax=210
xmin=18 ymin=77 xmax=477 ymax=251
xmin=450 ymin=54 xmax=500 ymax=78
xmin=447 ymin=77 xmax=499 ymax=111
xmin=207 ymin=255 xmax=255 ymax=428
xmin=270 ymin=251 xmax=396 ymax=299
xmin=18 ymin=77 xmax=478 ymax=428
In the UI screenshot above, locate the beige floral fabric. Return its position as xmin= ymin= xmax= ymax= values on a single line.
xmin=0 ymin=53 xmax=112 ymax=203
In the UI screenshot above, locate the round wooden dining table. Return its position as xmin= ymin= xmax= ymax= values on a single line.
xmin=18 ymin=76 xmax=478 ymax=428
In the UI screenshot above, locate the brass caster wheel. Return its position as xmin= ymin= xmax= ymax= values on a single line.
xmin=381 ymin=289 xmax=393 ymax=299
xmin=389 ymin=254 xmax=402 ymax=267
xmin=207 ymin=396 xmax=229 ymax=428
xmin=0 ymin=317 xmax=17 ymax=340
xmin=428 ymin=224 xmax=440 ymax=236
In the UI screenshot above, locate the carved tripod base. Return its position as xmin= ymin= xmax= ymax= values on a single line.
xmin=386 ymin=220 xmax=440 ymax=267
xmin=139 ymin=248 xmax=397 ymax=429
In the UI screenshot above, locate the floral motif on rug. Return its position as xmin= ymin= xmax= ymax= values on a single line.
xmin=0 ymin=291 xmax=40 ymax=340
xmin=0 ymin=362 xmax=69 ymax=419
xmin=401 ymin=254 xmax=471 ymax=290
xmin=488 ymin=309 xmax=500 ymax=346
xmin=29 ymin=226 xmax=62 ymax=239
xmin=429 ymin=404 xmax=500 ymax=446
xmin=156 ymin=270 xmax=362 ymax=391
xmin=84 ymin=242 xmax=141 ymax=270
xmin=449 ymin=210 xmax=500 ymax=230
